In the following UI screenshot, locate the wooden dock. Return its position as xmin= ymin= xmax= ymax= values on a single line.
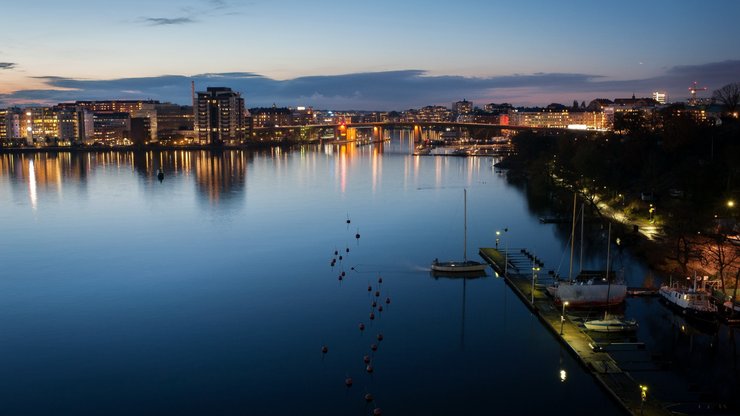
xmin=479 ymin=247 xmax=672 ymax=416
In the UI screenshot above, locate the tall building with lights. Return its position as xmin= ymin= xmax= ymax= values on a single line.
xmin=652 ymin=91 xmax=668 ymax=105
xmin=195 ymin=87 xmax=246 ymax=145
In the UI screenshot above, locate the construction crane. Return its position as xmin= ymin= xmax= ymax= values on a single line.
xmin=688 ymin=81 xmax=707 ymax=103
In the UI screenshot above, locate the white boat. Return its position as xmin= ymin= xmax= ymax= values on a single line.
xmin=584 ymin=314 xmax=638 ymax=333
xmin=548 ymin=198 xmax=627 ymax=307
xmin=431 ymin=189 xmax=487 ymax=273
xmin=659 ymin=275 xmax=718 ymax=319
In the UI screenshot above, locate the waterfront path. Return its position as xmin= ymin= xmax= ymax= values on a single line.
xmin=480 ymin=247 xmax=672 ymax=416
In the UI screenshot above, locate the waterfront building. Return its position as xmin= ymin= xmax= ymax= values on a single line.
xmin=483 ymin=103 xmax=514 ymax=114
xmin=415 ymin=105 xmax=453 ymax=122
xmin=291 ymin=106 xmax=315 ymax=126
xmin=155 ymin=103 xmax=195 ymax=144
xmin=132 ymin=103 xmax=158 ymax=144
xmin=93 ymin=112 xmax=131 ymax=145
xmin=195 ymin=87 xmax=246 ymax=145
xmin=250 ymin=106 xmax=293 ymax=128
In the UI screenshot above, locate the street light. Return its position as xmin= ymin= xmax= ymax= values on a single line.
xmin=560 ymin=301 xmax=569 ymax=335
xmin=559 ymin=369 xmax=567 ymax=383
xmin=531 ymin=265 xmax=540 ymax=303
xmin=639 ymin=384 xmax=648 ymax=415
xmin=495 ymin=230 xmax=501 ymax=249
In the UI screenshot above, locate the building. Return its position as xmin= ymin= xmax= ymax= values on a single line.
xmin=453 ymin=99 xmax=473 ymax=115
xmin=483 ymin=103 xmax=514 ymax=114
xmin=155 ymin=103 xmax=195 ymax=144
xmin=415 ymin=106 xmax=452 ymax=122
xmin=652 ymin=91 xmax=668 ymax=105
xmin=250 ymin=106 xmax=293 ymax=128
xmin=292 ymin=106 xmax=315 ymax=126
xmin=195 ymin=87 xmax=246 ymax=145
xmin=75 ymin=100 xmax=160 ymax=114
xmin=93 ymin=112 xmax=131 ymax=145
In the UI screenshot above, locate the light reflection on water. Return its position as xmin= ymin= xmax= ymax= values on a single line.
xmin=0 ymin=138 xmax=736 ymax=415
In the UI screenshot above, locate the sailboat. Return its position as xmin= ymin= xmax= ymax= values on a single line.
xmin=583 ymin=223 xmax=638 ymax=333
xmin=547 ymin=194 xmax=627 ymax=307
xmin=431 ymin=189 xmax=487 ymax=273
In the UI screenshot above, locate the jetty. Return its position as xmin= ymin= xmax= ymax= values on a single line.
xmin=479 ymin=247 xmax=672 ymax=416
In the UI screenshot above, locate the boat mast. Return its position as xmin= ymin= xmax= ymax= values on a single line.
xmin=568 ymin=193 xmax=577 ymax=282
xmin=463 ymin=189 xmax=468 ymax=262
xmin=579 ymin=203 xmax=584 ymax=274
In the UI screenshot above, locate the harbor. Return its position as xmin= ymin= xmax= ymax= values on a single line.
xmin=480 ymin=247 xmax=691 ymax=416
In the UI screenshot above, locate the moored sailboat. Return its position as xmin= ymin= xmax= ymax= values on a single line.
xmin=431 ymin=189 xmax=487 ymax=273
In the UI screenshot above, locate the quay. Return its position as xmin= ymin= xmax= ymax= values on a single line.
xmin=479 ymin=247 xmax=672 ymax=416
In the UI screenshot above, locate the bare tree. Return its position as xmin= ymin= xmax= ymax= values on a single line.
xmin=713 ymin=83 xmax=740 ymax=115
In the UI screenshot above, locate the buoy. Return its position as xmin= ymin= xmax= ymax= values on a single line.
xmin=370 ymin=343 xmax=378 ymax=351
xmin=363 ymin=355 xmax=371 ymax=364
xmin=374 ymin=291 xmax=380 ymax=297
xmin=366 ymin=364 xmax=373 ymax=373
xmin=377 ymin=333 xmax=383 ymax=341
xmin=373 ymin=408 xmax=382 ymax=415
xmin=338 ymin=276 xmax=343 ymax=281
xmin=371 ymin=301 xmax=377 ymax=308
xmin=339 ymin=255 xmax=343 ymax=260
xmin=359 ymin=323 xmax=365 ymax=331
xmin=378 ymin=305 xmax=383 ymax=312
xmin=367 ymin=285 xmax=372 ymax=292
xmin=346 ymin=247 xmax=350 ymax=253
xmin=341 ymin=271 xmax=346 ymax=277
xmin=334 ymin=250 xmax=338 ymax=256
xmin=321 ymin=345 xmax=328 ymax=354
xmin=364 ymin=393 xmax=374 ymax=402
xmin=385 ymin=297 xmax=391 ymax=304
xmin=355 ymin=229 xmax=360 ymax=239
xmin=378 ymin=277 xmax=383 ymax=284
xmin=369 ymin=312 xmax=375 ymax=320
xmin=345 ymin=377 xmax=353 ymax=387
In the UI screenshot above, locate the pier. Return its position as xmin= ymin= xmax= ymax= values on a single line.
xmin=479 ymin=247 xmax=672 ymax=416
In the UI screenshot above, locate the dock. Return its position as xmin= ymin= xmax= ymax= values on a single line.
xmin=479 ymin=247 xmax=672 ymax=416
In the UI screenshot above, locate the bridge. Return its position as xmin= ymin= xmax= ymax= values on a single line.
xmin=251 ymin=121 xmax=598 ymax=142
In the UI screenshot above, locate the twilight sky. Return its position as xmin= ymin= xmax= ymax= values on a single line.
xmin=1 ymin=0 xmax=739 ymax=110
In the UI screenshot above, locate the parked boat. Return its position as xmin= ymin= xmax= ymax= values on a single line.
xmin=431 ymin=189 xmax=487 ymax=273
xmin=659 ymin=274 xmax=718 ymax=320
xmin=583 ymin=223 xmax=637 ymax=332
xmin=584 ymin=314 xmax=638 ymax=333
xmin=548 ymin=196 xmax=627 ymax=307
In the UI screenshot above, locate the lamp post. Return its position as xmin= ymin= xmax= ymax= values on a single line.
xmin=531 ymin=265 xmax=540 ymax=303
xmin=495 ymin=230 xmax=501 ymax=249
xmin=639 ymin=384 xmax=648 ymax=415
xmin=560 ymin=301 xmax=569 ymax=335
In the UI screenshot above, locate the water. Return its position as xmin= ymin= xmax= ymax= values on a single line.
xmin=0 ymin=138 xmax=734 ymax=415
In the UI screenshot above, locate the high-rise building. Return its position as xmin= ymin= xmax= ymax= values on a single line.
xmin=195 ymin=87 xmax=246 ymax=145
xmin=453 ymin=99 xmax=473 ymax=115
xmin=652 ymin=91 xmax=668 ymax=105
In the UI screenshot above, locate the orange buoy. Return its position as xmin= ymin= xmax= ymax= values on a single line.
xmin=345 ymin=377 xmax=353 ymax=387
xmin=366 ymin=364 xmax=373 ymax=373
xmin=363 ymin=355 xmax=371 ymax=364
xmin=370 ymin=343 xmax=378 ymax=351
xmin=364 ymin=393 xmax=374 ymax=402
xmin=369 ymin=312 xmax=375 ymax=320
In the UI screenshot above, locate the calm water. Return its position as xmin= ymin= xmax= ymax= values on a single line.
xmin=0 ymin=137 xmax=735 ymax=415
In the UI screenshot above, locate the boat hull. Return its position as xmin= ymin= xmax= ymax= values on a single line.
xmin=550 ymin=283 xmax=627 ymax=307
xmin=584 ymin=318 xmax=637 ymax=333
xmin=431 ymin=261 xmax=487 ymax=273
xmin=658 ymin=286 xmax=717 ymax=320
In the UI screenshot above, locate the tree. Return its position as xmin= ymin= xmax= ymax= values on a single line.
xmin=572 ymin=100 xmax=579 ymax=110
xmin=713 ymin=83 xmax=740 ymax=118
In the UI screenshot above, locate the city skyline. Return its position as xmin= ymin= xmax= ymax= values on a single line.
xmin=2 ymin=0 xmax=739 ymax=109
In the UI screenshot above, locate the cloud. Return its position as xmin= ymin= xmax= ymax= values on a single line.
xmin=143 ymin=17 xmax=196 ymax=26
xmin=0 ymin=62 xmax=17 ymax=70
xmin=3 ymin=60 xmax=739 ymax=109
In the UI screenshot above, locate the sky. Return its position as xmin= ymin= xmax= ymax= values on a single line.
xmin=1 ymin=0 xmax=739 ymax=110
